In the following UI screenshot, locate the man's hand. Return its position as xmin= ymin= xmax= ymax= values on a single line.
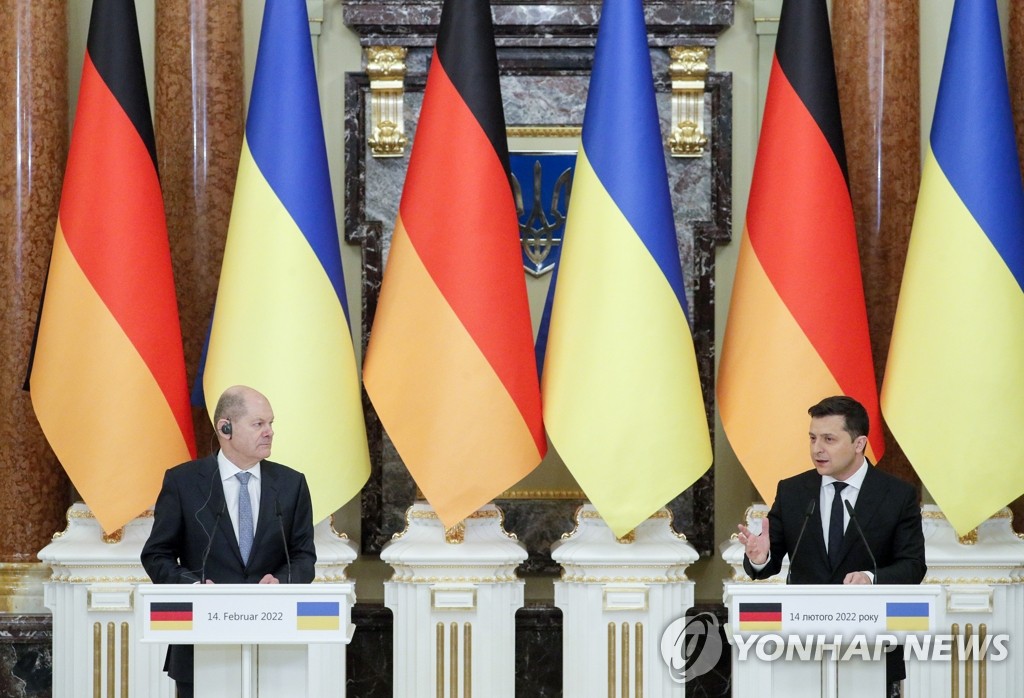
xmin=737 ymin=519 xmax=770 ymax=565
xmin=258 ymin=574 xmax=280 ymax=584
xmin=843 ymin=571 xmax=872 ymax=585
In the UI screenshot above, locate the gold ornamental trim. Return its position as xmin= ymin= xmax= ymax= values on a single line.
xmin=102 ymin=528 xmax=124 ymax=544
xmin=366 ymin=45 xmax=409 ymax=158
xmin=394 ymin=505 xmax=517 ymax=543
xmin=445 ymin=522 xmax=466 ymax=545
xmin=52 ymin=575 xmax=152 ymax=584
xmin=435 ymin=622 xmax=444 ymax=698
xmin=923 ymin=576 xmax=1016 ymax=585
xmin=327 ymin=515 xmax=351 ymax=541
xmin=389 ymin=574 xmax=519 ymax=584
xmin=121 ymin=623 xmax=130 ymax=698
xmin=464 ymin=623 xmax=473 ymax=698
xmin=507 ymin=125 xmax=581 ymax=139
xmin=921 ymin=508 xmax=1012 ymax=520
xmin=667 ymin=45 xmax=709 ymax=157
xmin=495 ymin=488 xmax=586 ymax=500
xmin=958 ymin=529 xmax=979 ymax=546
xmin=560 ymin=574 xmax=691 ymax=584
xmin=450 ymin=622 xmax=459 ymax=698
xmin=54 ymin=507 xmax=153 ymax=540
xmin=635 ymin=622 xmax=644 ymax=697
xmin=743 ymin=506 xmax=769 ymax=520
xmin=407 ymin=508 xmax=502 ymax=522
xmin=561 ymin=506 xmax=680 ymax=542
xmin=313 ymin=574 xmax=350 ymax=583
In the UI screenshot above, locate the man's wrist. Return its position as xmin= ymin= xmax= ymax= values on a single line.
xmin=747 ymin=552 xmax=770 ymax=570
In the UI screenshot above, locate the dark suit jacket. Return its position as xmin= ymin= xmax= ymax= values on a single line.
xmin=140 ymin=455 xmax=317 ymax=683
xmin=743 ymin=464 xmax=926 ymax=681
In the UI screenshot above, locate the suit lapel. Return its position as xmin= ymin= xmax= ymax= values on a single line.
xmin=800 ymin=474 xmax=829 ymax=569
xmin=252 ymin=460 xmax=279 ymax=561
xmin=193 ymin=456 xmax=244 ymax=566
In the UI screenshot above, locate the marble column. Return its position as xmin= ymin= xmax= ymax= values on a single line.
xmin=1005 ymin=2 xmax=1024 ymax=530
xmin=0 ymin=0 xmax=73 ymax=609
xmin=155 ymin=0 xmax=244 ymax=449
xmin=833 ymin=0 xmax=920 ymax=485
xmin=1010 ymin=2 xmax=1024 ymax=167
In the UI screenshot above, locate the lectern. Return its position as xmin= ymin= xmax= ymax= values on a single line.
xmin=724 ymin=584 xmax=942 ymax=698
xmin=137 ymin=583 xmax=355 ymax=698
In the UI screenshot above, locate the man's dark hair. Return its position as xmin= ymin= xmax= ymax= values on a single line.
xmin=213 ymin=388 xmax=247 ymax=425
xmin=808 ymin=396 xmax=869 ymax=439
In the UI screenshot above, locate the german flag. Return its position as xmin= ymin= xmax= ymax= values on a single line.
xmin=718 ymin=0 xmax=882 ymax=503
xmin=29 ymin=0 xmax=196 ymax=533
xmin=738 ymin=602 xmax=783 ymax=632
xmin=150 ymin=602 xmax=193 ymax=632
xmin=363 ymin=0 xmax=545 ymax=528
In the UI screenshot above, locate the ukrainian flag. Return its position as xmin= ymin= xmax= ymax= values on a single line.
xmin=881 ymin=0 xmax=1024 ymax=535
xmin=885 ymin=603 xmax=929 ymax=632
xmin=296 ymin=601 xmax=340 ymax=631
xmin=541 ymin=0 xmax=712 ymax=537
xmin=203 ymin=0 xmax=369 ymax=522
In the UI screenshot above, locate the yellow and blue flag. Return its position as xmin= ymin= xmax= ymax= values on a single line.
xmin=885 ymin=602 xmax=929 ymax=632
xmin=882 ymin=0 xmax=1024 ymax=535
xmin=203 ymin=0 xmax=369 ymax=522
xmin=296 ymin=601 xmax=340 ymax=631
xmin=541 ymin=0 xmax=712 ymax=537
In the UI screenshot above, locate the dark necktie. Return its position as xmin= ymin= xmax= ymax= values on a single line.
xmin=828 ymin=481 xmax=848 ymax=568
xmin=237 ymin=471 xmax=254 ymax=564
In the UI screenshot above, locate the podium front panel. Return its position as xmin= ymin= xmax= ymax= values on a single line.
xmin=137 ymin=583 xmax=355 ymax=645
xmin=725 ymin=584 xmax=943 ymax=642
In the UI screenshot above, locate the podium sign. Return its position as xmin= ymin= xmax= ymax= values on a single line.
xmin=726 ymin=584 xmax=941 ymax=641
xmin=137 ymin=584 xmax=355 ymax=698
xmin=137 ymin=583 xmax=354 ymax=645
xmin=724 ymin=584 xmax=943 ymax=698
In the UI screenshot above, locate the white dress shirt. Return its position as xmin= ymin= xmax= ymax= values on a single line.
xmin=217 ymin=451 xmax=262 ymax=543
xmin=820 ymin=458 xmax=868 ymax=552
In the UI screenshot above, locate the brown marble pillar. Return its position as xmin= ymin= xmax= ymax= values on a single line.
xmin=833 ymin=0 xmax=920 ymax=485
xmin=0 ymin=1 xmax=72 ymax=587
xmin=155 ymin=0 xmax=245 ymax=452
xmin=1009 ymin=2 xmax=1024 ymax=166
xmin=1004 ymin=1 xmax=1024 ymax=530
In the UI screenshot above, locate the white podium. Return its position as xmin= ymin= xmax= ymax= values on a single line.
xmin=136 ymin=583 xmax=355 ymax=698
xmin=724 ymin=584 xmax=942 ymax=698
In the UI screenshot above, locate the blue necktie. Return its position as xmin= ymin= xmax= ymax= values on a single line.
xmin=236 ymin=471 xmax=254 ymax=565
xmin=828 ymin=481 xmax=847 ymax=568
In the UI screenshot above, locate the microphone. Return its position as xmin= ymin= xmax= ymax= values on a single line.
xmin=786 ymin=499 xmax=817 ymax=585
xmin=845 ymin=500 xmax=878 ymax=582
xmin=275 ymin=499 xmax=292 ymax=584
xmin=200 ymin=499 xmax=226 ymax=584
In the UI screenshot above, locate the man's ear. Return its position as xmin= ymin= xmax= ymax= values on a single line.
xmin=854 ymin=434 xmax=867 ymax=454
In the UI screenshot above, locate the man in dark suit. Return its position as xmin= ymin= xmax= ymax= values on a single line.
xmin=737 ymin=396 xmax=926 ymax=697
xmin=141 ymin=385 xmax=316 ymax=698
